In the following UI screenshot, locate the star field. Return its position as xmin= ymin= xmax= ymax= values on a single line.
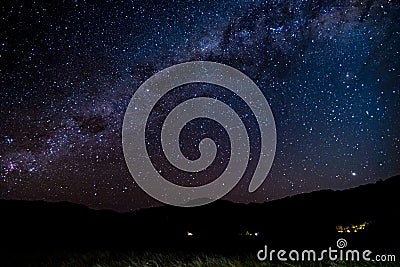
xmin=0 ymin=0 xmax=399 ymax=211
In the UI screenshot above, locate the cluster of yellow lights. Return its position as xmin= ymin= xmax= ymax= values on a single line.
xmin=336 ymin=222 xmax=369 ymax=233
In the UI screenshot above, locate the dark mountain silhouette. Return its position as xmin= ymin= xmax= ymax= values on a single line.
xmin=1 ymin=176 xmax=399 ymax=254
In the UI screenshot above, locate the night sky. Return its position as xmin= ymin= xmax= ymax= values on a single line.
xmin=1 ymin=0 xmax=399 ymax=211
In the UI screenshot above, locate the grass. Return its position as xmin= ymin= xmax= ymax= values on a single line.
xmin=4 ymin=250 xmax=397 ymax=267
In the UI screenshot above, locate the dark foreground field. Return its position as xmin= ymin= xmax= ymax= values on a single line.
xmin=1 ymin=176 xmax=399 ymax=266
xmin=3 ymin=250 xmax=398 ymax=267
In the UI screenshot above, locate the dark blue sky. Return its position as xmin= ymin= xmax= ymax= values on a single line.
xmin=1 ymin=0 xmax=399 ymax=211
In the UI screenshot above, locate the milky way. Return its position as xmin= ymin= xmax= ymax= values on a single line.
xmin=1 ymin=0 xmax=399 ymax=211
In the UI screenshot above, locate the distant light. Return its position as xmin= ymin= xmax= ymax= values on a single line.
xmin=187 ymin=232 xmax=193 ymax=236
xmin=351 ymin=172 xmax=357 ymax=176
xmin=336 ymin=222 xmax=369 ymax=233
